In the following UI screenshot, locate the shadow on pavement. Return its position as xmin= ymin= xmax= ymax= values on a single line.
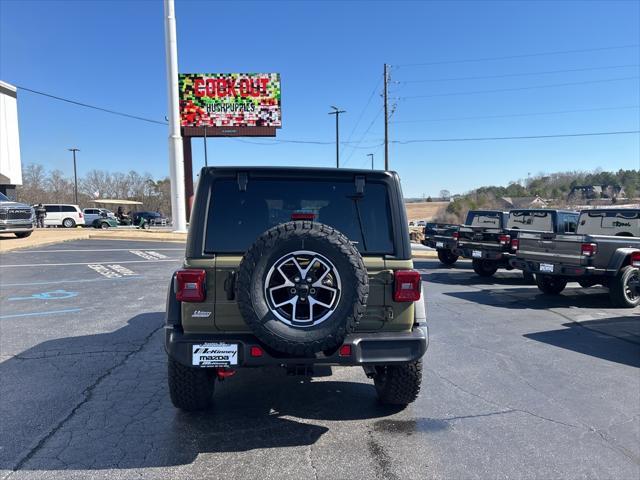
xmin=2 ymin=313 xmax=403 ymax=472
xmin=524 ymin=317 xmax=640 ymax=367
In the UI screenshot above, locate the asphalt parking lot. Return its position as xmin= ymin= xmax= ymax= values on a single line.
xmin=0 ymin=239 xmax=638 ymax=480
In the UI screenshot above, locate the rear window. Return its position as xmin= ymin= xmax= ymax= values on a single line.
xmin=507 ymin=210 xmax=553 ymax=231
xmin=465 ymin=211 xmax=503 ymax=228
xmin=205 ymin=178 xmax=394 ymax=254
xmin=578 ymin=210 xmax=639 ymax=236
xmin=61 ymin=205 xmax=77 ymax=212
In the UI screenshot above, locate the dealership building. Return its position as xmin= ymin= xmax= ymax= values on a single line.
xmin=0 ymin=80 xmax=22 ymax=200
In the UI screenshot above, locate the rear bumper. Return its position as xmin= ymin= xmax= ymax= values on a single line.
xmin=509 ymin=257 xmax=607 ymax=277
xmin=165 ymin=325 xmax=429 ymax=368
xmin=458 ymin=245 xmax=510 ymax=262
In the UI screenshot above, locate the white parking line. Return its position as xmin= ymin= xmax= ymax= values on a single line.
xmin=88 ymin=264 xmax=138 ymax=278
xmin=6 ymin=248 xmax=184 ymax=254
xmin=0 ymin=259 xmax=178 ymax=268
xmin=130 ymin=250 xmax=169 ymax=260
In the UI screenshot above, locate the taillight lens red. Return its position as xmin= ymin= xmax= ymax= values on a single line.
xmin=498 ymin=234 xmax=511 ymax=246
xmin=511 ymin=238 xmax=520 ymax=251
xmin=631 ymin=251 xmax=640 ymax=268
xmin=394 ymin=270 xmax=421 ymax=302
xmin=452 ymin=232 xmax=459 ymax=241
xmin=175 ymin=269 xmax=206 ymax=302
xmin=339 ymin=344 xmax=352 ymax=357
xmin=581 ymin=243 xmax=598 ymax=257
xmin=291 ymin=212 xmax=316 ymax=221
xmin=250 ymin=346 xmax=264 ymax=357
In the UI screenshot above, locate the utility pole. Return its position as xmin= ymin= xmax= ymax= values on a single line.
xmin=383 ymin=63 xmax=389 ymax=171
xmin=163 ymin=0 xmax=187 ymax=232
xmin=328 ymin=106 xmax=346 ymax=168
xmin=367 ymin=153 xmax=374 ymax=170
xmin=68 ymin=148 xmax=80 ymax=204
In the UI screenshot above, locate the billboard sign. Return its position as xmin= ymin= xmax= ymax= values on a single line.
xmin=179 ymin=73 xmax=281 ymax=128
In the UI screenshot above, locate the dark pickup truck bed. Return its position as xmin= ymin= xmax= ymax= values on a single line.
xmin=510 ymin=208 xmax=640 ymax=307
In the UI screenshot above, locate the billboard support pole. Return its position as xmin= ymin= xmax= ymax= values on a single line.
xmin=203 ymin=125 xmax=208 ymax=167
xmin=163 ymin=0 xmax=187 ymax=232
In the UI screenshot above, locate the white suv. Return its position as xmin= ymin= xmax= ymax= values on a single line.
xmin=43 ymin=204 xmax=85 ymax=228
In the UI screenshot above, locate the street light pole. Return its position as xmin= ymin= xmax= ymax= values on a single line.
xmin=367 ymin=153 xmax=374 ymax=170
xmin=328 ymin=106 xmax=346 ymax=168
xmin=68 ymin=148 xmax=80 ymax=204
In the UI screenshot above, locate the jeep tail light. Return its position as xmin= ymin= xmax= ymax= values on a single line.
xmin=176 ymin=269 xmax=206 ymax=302
xmin=78 ymin=212 xmax=83 ymax=218
xmin=498 ymin=234 xmax=511 ymax=246
xmin=631 ymin=251 xmax=640 ymax=268
xmin=581 ymin=243 xmax=598 ymax=257
xmin=394 ymin=270 xmax=421 ymax=302
xmin=511 ymin=238 xmax=519 ymax=251
xmin=452 ymin=231 xmax=459 ymax=241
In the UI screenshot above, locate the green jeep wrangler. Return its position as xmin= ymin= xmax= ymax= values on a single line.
xmin=165 ymin=167 xmax=428 ymax=411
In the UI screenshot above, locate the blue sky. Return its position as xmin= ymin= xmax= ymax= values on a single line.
xmin=1 ymin=0 xmax=638 ymax=197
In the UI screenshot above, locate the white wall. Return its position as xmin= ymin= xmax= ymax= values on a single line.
xmin=0 ymin=80 xmax=22 ymax=185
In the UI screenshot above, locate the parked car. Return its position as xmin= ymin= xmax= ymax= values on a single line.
xmin=422 ymin=222 xmax=460 ymax=265
xmin=132 ymin=211 xmax=167 ymax=226
xmin=42 ymin=204 xmax=85 ymax=228
xmin=457 ymin=209 xmax=578 ymax=279
xmin=165 ymin=167 xmax=427 ymax=411
xmin=510 ymin=208 xmax=640 ymax=307
xmin=0 ymin=192 xmax=35 ymax=238
xmin=89 ymin=216 xmax=118 ymax=229
xmin=83 ymin=208 xmax=115 ymax=226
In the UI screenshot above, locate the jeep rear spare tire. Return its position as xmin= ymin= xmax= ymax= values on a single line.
xmin=237 ymin=221 xmax=369 ymax=356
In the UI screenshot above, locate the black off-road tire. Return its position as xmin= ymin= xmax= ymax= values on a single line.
xmin=168 ymin=357 xmax=216 ymax=411
xmin=609 ymin=266 xmax=640 ymax=308
xmin=373 ymin=360 xmax=423 ymax=406
xmin=237 ymin=221 xmax=369 ymax=356
xmin=472 ymin=259 xmax=499 ymax=277
xmin=14 ymin=231 xmax=33 ymax=238
xmin=536 ymin=274 xmax=567 ymax=295
xmin=437 ymin=249 xmax=458 ymax=266
xmin=523 ymin=271 xmax=536 ymax=284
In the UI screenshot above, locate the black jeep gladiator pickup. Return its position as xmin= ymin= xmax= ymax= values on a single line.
xmin=510 ymin=208 xmax=640 ymax=307
xmin=422 ymin=222 xmax=460 ymax=265
xmin=458 ymin=209 xmax=579 ymax=279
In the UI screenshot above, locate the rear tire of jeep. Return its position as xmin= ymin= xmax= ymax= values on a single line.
xmin=437 ymin=249 xmax=458 ymax=266
xmin=609 ymin=266 xmax=640 ymax=308
xmin=168 ymin=357 xmax=215 ymax=411
xmin=535 ymin=274 xmax=567 ymax=295
xmin=472 ymin=259 xmax=498 ymax=277
xmin=237 ymin=221 xmax=369 ymax=356
xmin=373 ymin=360 xmax=423 ymax=406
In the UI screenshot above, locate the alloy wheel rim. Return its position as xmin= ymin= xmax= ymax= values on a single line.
xmin=264 ymin=250 xmax=342 ymax=328
xmin=624 ymin=270 xmax=640 ymax=302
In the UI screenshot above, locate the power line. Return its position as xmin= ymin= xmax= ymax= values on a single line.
xmin=398 ymin=64 xmax=639 ymax=84
xmin=391 ymin=105 xmax=640 ymax=124
xmin=394 ymin=44 xmax=640 ymax=68
xmin=392 ymin=130 xmax=640 ymax=144
xmin=340 ymin=77 xmax=382 ymax=159
xmin=399 ymin=76 xmax=640 ymax=100
xmin=342 ymin=107 xmax=384 ymax=166
xmin=16 ymin=85 xmax=168 ymax=125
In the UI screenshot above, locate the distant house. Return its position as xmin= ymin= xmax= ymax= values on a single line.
xmin=498 ymin=195 xmax=549 ymax=209
xmin=568 ymin=185 xmax=626 ymax=201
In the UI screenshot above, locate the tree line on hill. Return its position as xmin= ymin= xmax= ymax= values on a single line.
xmin=440 ymin=169 xmax=639 ymax=223
xmin=16 ymin=163 xmax=172 ymax=215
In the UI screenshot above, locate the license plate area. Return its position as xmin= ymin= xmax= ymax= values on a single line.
xmin=472 ymin=250 xmax=482 ymax=258
xmin=192 ymin=342 xmax=238 ymax=367
xmin=436 ymin=241 xmax=444 ymax=248
xmin=539 ymin=263 xmax=554 ymax=273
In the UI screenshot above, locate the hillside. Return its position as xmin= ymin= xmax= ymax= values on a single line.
xmin=404 ymin=201 xmax=449 ymax=221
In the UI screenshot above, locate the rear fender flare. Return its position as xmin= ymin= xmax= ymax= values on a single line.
xmin=608 ymin=248 xmax=640 ymax=272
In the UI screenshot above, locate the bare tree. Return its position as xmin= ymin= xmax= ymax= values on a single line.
xmin=439 ymin=189 xmax=451 ymax=201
